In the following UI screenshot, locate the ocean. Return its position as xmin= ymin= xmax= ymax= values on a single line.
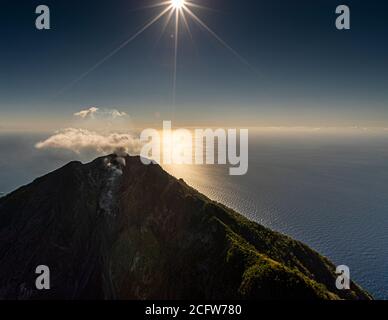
xmin=0 ymin=130 xmax=387 ymax=299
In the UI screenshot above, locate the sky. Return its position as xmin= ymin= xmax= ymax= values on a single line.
xmin=0 ymin=0 xmax=388 ymax=131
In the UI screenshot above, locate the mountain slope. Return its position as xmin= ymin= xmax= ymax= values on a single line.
xmin=0 ymin=155 xmax=372 ymax=300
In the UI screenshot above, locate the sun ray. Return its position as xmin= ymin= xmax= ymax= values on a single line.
xmin=180 ymin=8 xmax=194 ymax=43
xmin=55 ymin=0 xmax=253 ymax=101
xmin=185 ymin=1 xmax=220 ymax=13
xmin=155 ymin=8 xmax=175 ymax=45
xmin=172 ymin=8 xmax=180 ymax=108
xmin=183 ymin=6 xmax=252 ymax=68
xmin=57 ymin=5 xmax=172 ymax=95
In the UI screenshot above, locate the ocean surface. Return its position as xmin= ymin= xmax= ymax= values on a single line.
xmin=0 ymin=130 xmax=387 ymax=299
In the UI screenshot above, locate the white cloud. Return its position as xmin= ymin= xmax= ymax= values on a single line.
xmin=74 ymin=107 xmax=128 ymax=120
xmin=74 ymin=107 xmax=99 ymax=119
xmin=35 ymin=128 xmax=141 ymax=155
xmin=109 ymin=110 xmax=128 ymax=119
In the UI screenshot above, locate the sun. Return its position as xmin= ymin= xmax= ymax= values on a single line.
xmin=171 ymin=0 xmax=186 ymax=9
xmin=60 ymin=0 xmax=249 ymax=100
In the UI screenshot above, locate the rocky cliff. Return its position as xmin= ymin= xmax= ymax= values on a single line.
xmin=0 ymin=155 xmax=372 ymax=300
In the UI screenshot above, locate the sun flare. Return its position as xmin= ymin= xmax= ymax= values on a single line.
xmin=171 ymin=0 xmax=186 ymax=9
xmin=61 ymin=0 xmax=248 ymax=103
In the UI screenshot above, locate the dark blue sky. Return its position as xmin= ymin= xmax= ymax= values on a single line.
xmin=1 ymin=0 xmax=388 ymax=129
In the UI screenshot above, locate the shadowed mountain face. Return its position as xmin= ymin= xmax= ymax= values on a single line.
xmin=0 ymin=155 xmax=371 ymax=300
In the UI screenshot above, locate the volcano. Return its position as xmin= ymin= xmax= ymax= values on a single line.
xmin=0 ymin=155 xmax=371 ymax=300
